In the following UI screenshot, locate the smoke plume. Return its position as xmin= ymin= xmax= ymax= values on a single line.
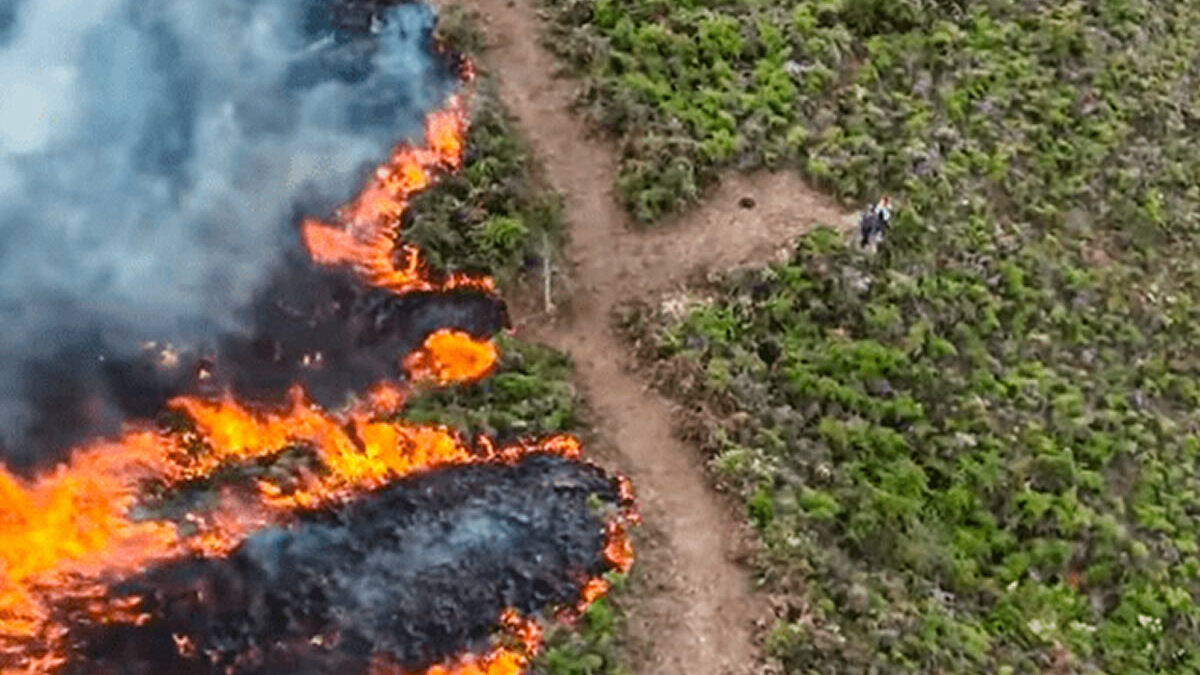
xmin=0 ymin=0 xmax=459 ymax=463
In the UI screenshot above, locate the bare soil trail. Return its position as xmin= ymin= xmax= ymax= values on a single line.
xmin=449 ymin=1 xmax=854 ymax=672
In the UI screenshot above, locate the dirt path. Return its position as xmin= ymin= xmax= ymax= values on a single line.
xmin=451 ymin=2 xmax=852 ymax=672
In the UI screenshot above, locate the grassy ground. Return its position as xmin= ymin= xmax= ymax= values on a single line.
xmin=531 ymin=580 xmax=631 ymax=675
xmin=575 ymin=0 xmax=1200 ymax=673
xmin=405 ymin=336 xmax=579 ymax=443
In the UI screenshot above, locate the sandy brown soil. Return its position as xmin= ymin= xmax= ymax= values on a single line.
xmin=450 ymin=1 xmax=854 ymax=672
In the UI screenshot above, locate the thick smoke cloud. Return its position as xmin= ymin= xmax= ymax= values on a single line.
xmin=0 ymin=1 xmax=21 ymax=46
xmin=0 ymin=0 xmax=457 ymax=463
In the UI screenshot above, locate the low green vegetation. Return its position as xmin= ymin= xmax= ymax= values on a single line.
xmin=593 ymin=0 xmax=1200 ymax=672
xmin=543 ymin=0 xmax=846 ymax=222
xmin=406 ymin=337 xmax=630 ymax=675
xmin=408 ymin=6 xmax=565 ymax=287
xmin=405 ymin=336 xmax=578 ymax=446
xmin=533 ymin=575 xmax=631 ymax=675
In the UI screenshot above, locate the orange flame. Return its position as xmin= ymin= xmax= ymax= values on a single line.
xmin=372 ymin=646 xmax=528 ymax=675
xmin=0 ymin=433 xmax=179 ymax=647
xmin=0 ymin=388 xmax=616 ymax=672
xmin=577 ymin=578 xmax=610 ymax=613
xmin=603 ymin=521 xmax=635 ymax=574
xmin=405 ymin=330 xmax=500 ymax=385
xmin=418 ymin=610 xmax=542 ymax=675
xmin=372 ymin=610 xmax=543 ymax=675
xmin=301 ymin=97 xmax=492 ymax=297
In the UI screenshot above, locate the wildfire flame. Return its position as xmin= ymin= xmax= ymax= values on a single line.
xmin=405 ymin=330 xmax=500 ymax=385
xmin=0 ymin=54 xmax=637 ymax=675
xmin=300 ymin=97 xmax=493 ymax=299
xmin=371 ymin=610 xmax=544 ymax=675
xmin=0 ymin=384 xmax=632 ymax=672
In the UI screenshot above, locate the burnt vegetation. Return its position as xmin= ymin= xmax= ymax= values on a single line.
xmin=15 ymin=267 xmax=511 ymax=472
xmin=2 ymin=0 xmax=631 ymax=672
xmin=64 ymin=455 xmax=622 ymax=675
xmin=1 ymin=0 xmax=463 ymax=468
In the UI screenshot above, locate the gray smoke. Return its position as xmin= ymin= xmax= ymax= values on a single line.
xmin=0 ymin=0 xmax=455 ymax=461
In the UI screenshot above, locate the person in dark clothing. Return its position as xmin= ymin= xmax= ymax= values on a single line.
xmin=858 ymin=195 xmax=893 ymax=247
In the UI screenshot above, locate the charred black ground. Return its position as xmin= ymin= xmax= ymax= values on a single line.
xmin=59 ymin=454 xmax=620 ymax=675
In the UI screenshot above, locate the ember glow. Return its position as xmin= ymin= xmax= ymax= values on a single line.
xmin=0 ymin=12 xmax=637 ymax=672
xmin=46 ymin=453 xmax=634 ymax=674
xmin=0 ymin=332 xmax=635 ymax=674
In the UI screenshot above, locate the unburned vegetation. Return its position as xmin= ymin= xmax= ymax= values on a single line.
xmin=570 ymin=0 xmax=1200 ymax=672
xmin=403 ymin=76 xmax=566 ymax=289
xmin=405 ymin=337 xmax=631 ymax=675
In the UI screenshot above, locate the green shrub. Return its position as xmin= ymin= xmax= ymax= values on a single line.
xmin=403 ymin=9 xmax=565 ymax=285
